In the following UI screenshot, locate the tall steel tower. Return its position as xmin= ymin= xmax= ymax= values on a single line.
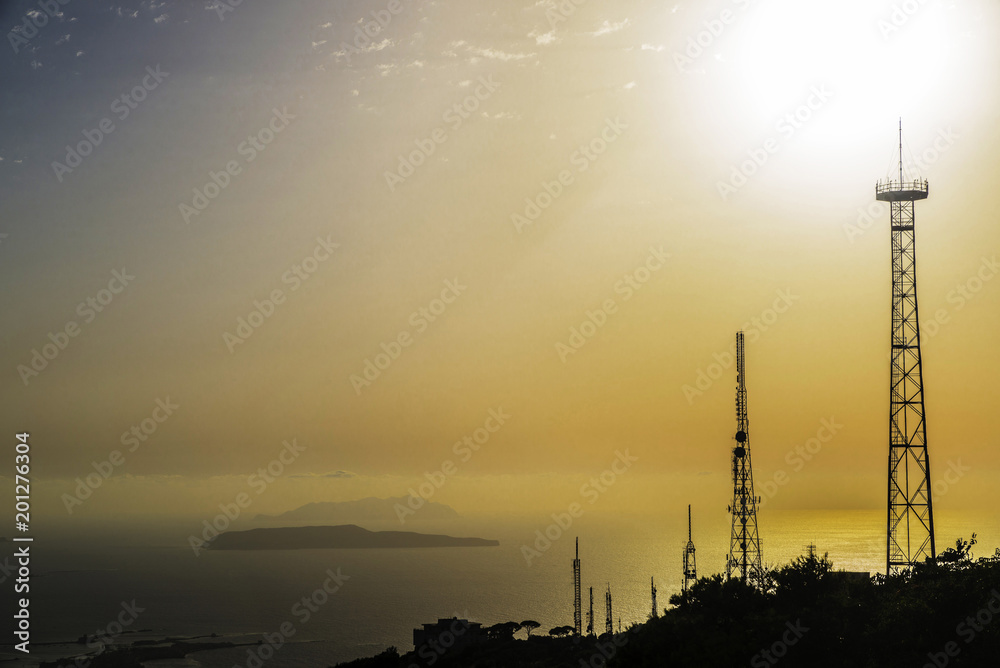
xmin=586 ymin=587 xmax=594 ymax=636
xmin=727 ymin=331 xmax=763 ymax=583
xmin=682 ymin=504 xmax=697 ymax=593
xmin=573 ymin=538 xmax=582 ymax=636
xmin=604 ymin=585 xmax=613 ymax=635
xmin=876 ymin=121 xmax=936 ymax=574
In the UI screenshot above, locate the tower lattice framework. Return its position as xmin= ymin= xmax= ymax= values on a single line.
xmin=727 ymin=331 xmax=762 ymax=583
xmin=876 ymin=121 xmax=936 ymax=574
xmin=586 ymin=587 xmax=594 ymax=636
xmin=573 ymin=538 xmax=582 ymax=636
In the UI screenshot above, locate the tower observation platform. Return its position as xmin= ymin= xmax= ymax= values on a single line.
xmin=876 ymin=178 xmax=929 ymax=202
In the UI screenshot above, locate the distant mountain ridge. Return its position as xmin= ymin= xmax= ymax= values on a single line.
xmin=208 ymin=524 xmax=498 ymax=550
xmin=254 ymin=496 xmax=460 ymax=524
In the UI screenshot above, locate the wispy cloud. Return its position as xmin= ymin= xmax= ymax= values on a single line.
xmin=331 ymin=38 xmax=396 ymax=61
xmin=530 ymin=29 xmax=558 ymax=46
xmin=445 ymin=40 xmax=536 ymax=63
xmin=591 ymin=19 xmax=630 ymax=37
xmin=483 ymin=111 xmax=521 ymax=120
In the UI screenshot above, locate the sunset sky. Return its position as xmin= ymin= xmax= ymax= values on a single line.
xmin=2 ymin=0 xmax=999 ymax=530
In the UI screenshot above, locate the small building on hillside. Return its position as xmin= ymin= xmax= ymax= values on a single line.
xmin=413 ymin=617 xmax=486 ymax=658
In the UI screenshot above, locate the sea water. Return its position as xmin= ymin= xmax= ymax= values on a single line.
xmin=4 ymin=510 xmax=995 ymax=667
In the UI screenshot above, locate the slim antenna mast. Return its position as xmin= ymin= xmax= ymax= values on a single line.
xmin=898 ymin=118 xmax=903 ymax=184
xmin=683 ymin=504 xmax=697 ymax=593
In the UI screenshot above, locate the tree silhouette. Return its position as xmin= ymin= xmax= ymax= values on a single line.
xmin=486 ymin=622 xmax=520 ymax=641
xmin=936 ymin=534 xmax=977 ymax=564
xmin=548 ymin=625 xmax=574 ymax=637
xmin=519 ymin=620 xmax=540 ymax=638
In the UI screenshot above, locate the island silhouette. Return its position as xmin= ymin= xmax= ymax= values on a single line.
xmin=207 ymin=524 xmax=499 ymax=550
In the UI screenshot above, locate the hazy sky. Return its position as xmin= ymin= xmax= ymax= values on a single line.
xmin=2 ymin=0 xmax=999 ymax=528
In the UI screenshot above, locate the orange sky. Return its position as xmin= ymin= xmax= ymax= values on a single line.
xmin=1 ymin=0 xmax=998 ymax=529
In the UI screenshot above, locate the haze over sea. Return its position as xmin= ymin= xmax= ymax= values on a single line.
xmin=8 ymin=509 xmax=997 ymax=668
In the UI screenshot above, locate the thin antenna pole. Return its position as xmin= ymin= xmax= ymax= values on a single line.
xmin=688 ymin=504 xmax=692 ymax=541
xmin=898 ymin=118 xmax=903 ymax=184
xmin=651 ymin=576 xmax=657 ymax=619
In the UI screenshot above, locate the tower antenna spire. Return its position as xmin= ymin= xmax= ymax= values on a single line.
xmin=899 ymin=117 xmax=904 ymax=184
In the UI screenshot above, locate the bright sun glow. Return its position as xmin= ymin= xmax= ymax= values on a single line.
xmin=730 ymin=0 xmax=958 ymax=142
